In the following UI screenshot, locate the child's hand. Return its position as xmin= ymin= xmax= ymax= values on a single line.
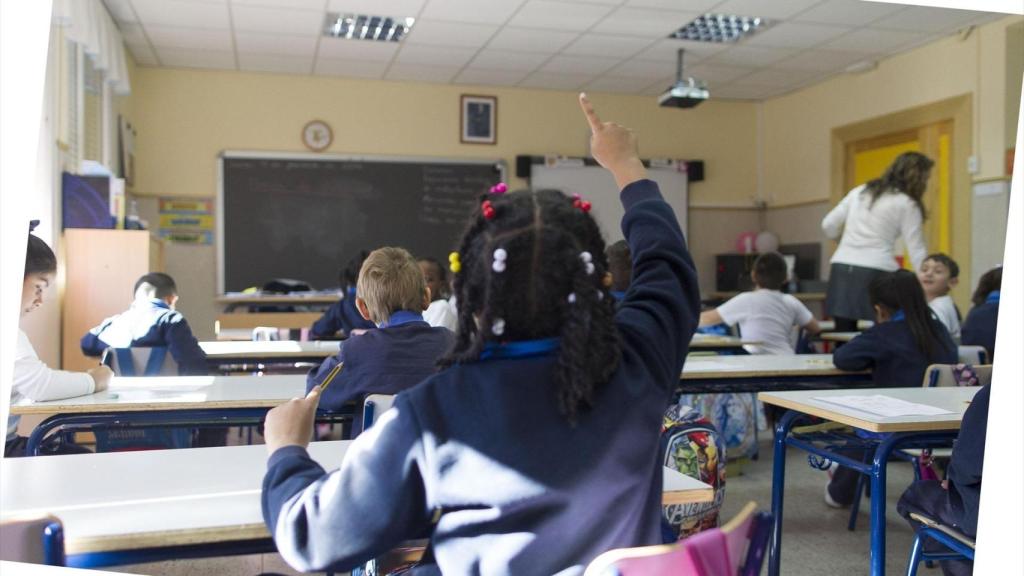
xmin=579 ymin=93 xmax=646 ymax=188
xmin=87 ymin=365 xmax=113 ymax=392
xmin=264 ymin=387 xmax=321 ymax=454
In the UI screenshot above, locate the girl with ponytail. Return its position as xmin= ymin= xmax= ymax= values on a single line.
xmin=260 ymin=94 xmax=701 ymax=574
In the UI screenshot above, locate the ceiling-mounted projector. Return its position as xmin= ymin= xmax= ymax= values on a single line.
xmin=658 ymin=48 xmax=709 ymax=108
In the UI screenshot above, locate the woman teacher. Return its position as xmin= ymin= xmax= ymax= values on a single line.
xmin=821 ymin=152 xmax=933 ymax=331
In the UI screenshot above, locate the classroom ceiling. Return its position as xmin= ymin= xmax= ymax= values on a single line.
xmin=101 ymin=0 xmax=1001 ymax=101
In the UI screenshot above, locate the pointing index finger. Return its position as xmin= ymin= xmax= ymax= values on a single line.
xmin=579 ymin=92 xmax=602 ymax=133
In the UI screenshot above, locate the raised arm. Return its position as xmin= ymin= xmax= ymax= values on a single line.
xmin=821 ymin=189 xmax=854 ymax=240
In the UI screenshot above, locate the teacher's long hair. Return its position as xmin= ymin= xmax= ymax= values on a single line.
xmin=863 ymin=151 xmax=933 ymax=219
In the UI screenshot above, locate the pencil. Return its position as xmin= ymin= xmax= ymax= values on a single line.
xmin=319 ymin=362 xmax=344 ymax=391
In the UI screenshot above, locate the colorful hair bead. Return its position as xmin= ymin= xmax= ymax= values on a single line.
xmin=491 ymin=318 xmax=506 ymax=336
xmin=481 ymin=200 xmax=496 ymax=220
xmin=448 ymin=251 xmax=462 ymax=274
xmin=492 ymin=247 xmax=507 ymax=273
xmin=572 ymin=194 xmax=592 ymax=213
xmin=580 ymin=251 xmax=595 ymax=275
xmin=489 ymin=182 xmax=508 ymax=195
xmin=567 ymin=292 xmax=577 ymax=304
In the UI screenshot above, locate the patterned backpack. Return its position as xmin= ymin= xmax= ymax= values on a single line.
xmin=660 ymin=402 xmax=728 ymax=540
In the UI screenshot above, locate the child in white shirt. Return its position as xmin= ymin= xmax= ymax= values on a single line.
xmin=418 ymin=256 xmax=458 ymax=332
xmin=917 ymin=253 xmax=961 ymax=342
xmin=699 ymin=252 xmax=820 ymax=354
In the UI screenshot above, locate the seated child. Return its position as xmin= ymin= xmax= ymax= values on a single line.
xmin=918 ymin=253 xmax=961 ymax=342
xmin=306 ymin=247 xmax=454 ymax=421
xmin=606 ymin=239 xmax=631 ymax=301
xmin=310 ymin=251 xmax=377 ymax=339
xmin=8 ymin=232 xmax=112 ymax=457
xmin=699 ymin=251 xmax=820 ymax=354
xmin=81 ymin=272 xmax=208 ymax=375
xmin=961 ymin=266 xmax=1001 ymax=362
xmin=898 ymin=382 xmax=989 ymax=576
xmin=826 ymin=269 xmax=957 ymax=507
xmin=260 ymin=94 xmax=701 ymax=574
xmin=418 ymin=256 xmax=458 ymax=331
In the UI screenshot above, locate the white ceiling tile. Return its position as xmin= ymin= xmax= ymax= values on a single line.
xmin=385 ymin=63 xmax=461 ymax=83
xmin=713 ymin=0 xmax=821 ymax=20
xmin=118 ymin=23 xmax=149 ymax=45
xmin=102 ymin=0 xmax=138 ymax=23
xmin=584 ymin=75 xmax=649 ymax=94
xmin=231 ymin=5 xmax=324 ymax=35
xmin=231 ymin=0 xmax=326 ymax=10
xmin=455 ymin=68 xmax=531 ymax=86
xmin=238 ymin=53 xmax=314 ymax=74
xmin=705 ymin=45 xmax=796 ymax=67
xmin=625 ymin=0 xmax=719 ymax=11
xmin=508 ymin=1 xmax=616 ymax=32
xmin=420 ymin=0 xmax=527 ymax=24
xmin=145 ymin=25 xmax=233 ymax=50
xmin=318 ymin=37 xmax=401 ymax=60
xmin=736 ymin=67 xmax=822 ymax=87
xmin=774 ymin=48 xmax=870 ymax=71
xmin=125 ymin=42 xmax=160 ymax=65
xmin=743 ymin=22 xmax=853 ymax=49
xmin=792 ymin=0 xmax=905 ymax=26
xmin=314 ymin=57 xmax=389 ymax=78
xmin=156 ymin=47 xmax=236 ymax=69
xmin=871 ymin=6 xmax=992 ymax=34
xmin=641 ymin=76 xmax=674 ymax=95
xmin=607 ymin=58 xmax=676 ymax=78
xmin=558 ymin=0 xmax=624 ymax=5
xmin=562 ymin=34 xmax=654 ymax=57
xmin=822 ymin=27 xmax=929 ymax=53
xmin=327 ymin=0 xmax=426 ymax=17
xmin=404 ymin=20 xmax=499 ymax=47
xmin=234 ymin=32 xmax=318 ymax=56
xmin=591 ymin=7 xmax=700 ymax=37
xmin=393 ymin=45 xmax=479 ymax=67
xmin=636 ymin=38 xmax=730 ymax=62
xmin=468 ymin=50 xmax=551 ymax=71
xmin=132 ymin=0 xmax=231 ymax=30
xmin=487 ymin=27 xmax=579 ymax=53
xmin=687 ymin=63 xmax=754 ymax=83
xmin=541 ymin=54 xmax=622 ymax=74
xmin=519 ymin=71 xmax=595 ymax=90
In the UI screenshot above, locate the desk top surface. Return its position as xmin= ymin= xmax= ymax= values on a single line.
xmin=688 ymin=334 xmax=761 ymax=348
xmin=759 ymin=386 xmax=978 ymax=432
xmin=217 ymin=293 xmax=340 ymax=305
xmin=681 ymin=354 xmax=862 ymax=379
xmin=820 ymin=332 xmax=860 ymax=342
xmin=199 ymin=340 xmax=339 ymax=359
xmin=818 ymin=320 xmax=873 ymax=332
xmin=0 ymin=442 xmax=712 ymax=554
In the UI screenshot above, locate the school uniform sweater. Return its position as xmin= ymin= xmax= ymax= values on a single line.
xmin=832 ymin=317 xmax=957 ymax=387
xmin=961 ymin=292 xmax=999 ymax=362
xmin=947 ymin=382 xmax=989 ymax=537
xmin=306 ymin=311 xmax=453 ymax=418
xmin=80 ymin=299 xmax=208 ymax=375
xmin=263 ymin=179 xmax=700 ymax=575
xmin=310 ymin=289 xmax=376 ymax=339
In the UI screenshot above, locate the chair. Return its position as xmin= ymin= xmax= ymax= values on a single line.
xmin=584 ymin=502 xmax=772 ymax=576
xmin=362 ymin=394 xmax=397 ymax=432
xmin=956 ymin=345 xmax=988 ymax=365
xmin=101 ymin=346 xmax=178 ymax=376
xmin=0 ymin=515 xmax=65 ymax=565
xmin=906 ymin=512 xmax=975 ymax=576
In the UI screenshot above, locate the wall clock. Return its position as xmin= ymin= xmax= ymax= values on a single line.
xmin=302 ymin=120 xmax=333 ymax=152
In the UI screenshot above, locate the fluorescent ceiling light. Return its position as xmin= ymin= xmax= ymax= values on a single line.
xmin=669 ymin=13 xmax=770 ymax=43
xmin=323 ymin=13 xmax=414 ymax=42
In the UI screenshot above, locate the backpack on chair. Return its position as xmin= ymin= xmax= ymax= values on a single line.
xmin=660 ymin=403 xmax=728 ymax=540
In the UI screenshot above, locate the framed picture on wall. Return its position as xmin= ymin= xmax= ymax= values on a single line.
xmin=461 ymin=95 xmax=497 ymax=145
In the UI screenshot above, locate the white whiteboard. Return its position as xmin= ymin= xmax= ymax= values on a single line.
xmin=531 ymin=164 xmax=688 ymax=242
xmin=970 ymin=179 xmax=1010 ymax=290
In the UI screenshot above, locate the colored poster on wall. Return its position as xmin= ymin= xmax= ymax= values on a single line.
xmin=159 ymin=197 xmax=214 ymax=244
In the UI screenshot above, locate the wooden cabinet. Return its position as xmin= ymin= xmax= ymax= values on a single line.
xmin=61 ymin=229 xmax=164 ymax=371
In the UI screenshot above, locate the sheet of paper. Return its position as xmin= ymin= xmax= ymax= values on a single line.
xmin=685 ymin=361 xmax=738 ymax=371
xmin=813 ymin=395 xmax=953 ymax=417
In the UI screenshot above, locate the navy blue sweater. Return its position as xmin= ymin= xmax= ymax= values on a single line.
xmin=80 ymin=299 xmax=208 ymax=375
xmin=961 ymin=302 xmax=999 ymax=362
xmin=947 ymin=382 xmax=989 ymax=538
xmin=306 ymin=314 xmax=453 ymax=418
xmin=833 ymin=318 xmax=957 ymax=387
xmin=263 ymin=180 xmax=700 ymax=575
xmin=310 ymin=292 xmax=376 ymax=339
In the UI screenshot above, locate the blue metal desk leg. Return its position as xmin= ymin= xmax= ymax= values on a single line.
xmin=869 ymin=433 xmax=904 ymax=576
xmin=768 ymin=409 xmax=801 ymax=576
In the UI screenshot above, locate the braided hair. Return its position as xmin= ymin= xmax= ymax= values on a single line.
xmin=440 ymin=189 xmax=622 ymax=424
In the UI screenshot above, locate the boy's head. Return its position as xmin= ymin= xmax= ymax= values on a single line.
xmin=134 ymin=273 xmax=179 ymax=307
xmin=356 ymin=247 xmax=429 ymax=324
xmin=972 ymin=266 xmax=1002 ymax=307
xmin=417 ymin=257 xmax=447 ymax=302
xmin=605 ymin=240 xmax=631 ymax=292
xmin=22 ymin=234 xmax=57 ymax=316
xmin=751 ymin=252 xmax=787 ymax=291
xmin=917 ymin=253 xmax=959 ymax=299
xmin=340 ymin=250 xmax=370 ymax=290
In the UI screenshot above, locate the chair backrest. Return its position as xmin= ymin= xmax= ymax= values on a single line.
xmin=0 ymin=515 xmax=65 ymax=565
xmin=922 ymin=364 xmax=993 ymax=388
xmin=362 ymin=394 xmax=397 ymax=432
xmin=957 ymin=345 xmax=988 ymax=365
xmin=102 ymin=347 xmax=178 ymax=376
xmin=584 ymin=502 xmax=770 ymax=576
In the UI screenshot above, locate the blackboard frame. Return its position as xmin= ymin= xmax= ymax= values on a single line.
xmin=216 ymin=150 xmax=506 ymax=295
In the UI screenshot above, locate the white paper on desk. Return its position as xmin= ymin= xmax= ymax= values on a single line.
xmin=685 ymin=361 xmax=737 ymax=371
xmin=106 ymin=390 xmax=208 ymax=403
xmin=813 ymin=395 xmax=953 ymax=417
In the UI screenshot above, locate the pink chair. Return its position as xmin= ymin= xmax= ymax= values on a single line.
xmin=584 ymin=502 xmax=771 ymax=576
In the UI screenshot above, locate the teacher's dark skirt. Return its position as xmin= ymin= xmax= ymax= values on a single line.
xmin=826 ymin=263 xmax=887 ymax=321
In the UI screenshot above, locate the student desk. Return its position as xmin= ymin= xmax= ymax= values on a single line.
xmin=760 ymin=386 xmax=978 ymax=576
xmin=199 ymin=340 xmax=339 ymax=371
xmin=215 ymin=294 xmax=340 ymax=339
xmin=818 ymin=320 xmax=873 ymax=332
xmin=0 ymin=442 xmax=714 ymax=568
xmin=10 ymin=375 xmax=351 ymax=455
xmin=820 ymin=331 xmax=860 ymax=343
xmin=217 ymin=293 xmax=340 ymax=312
xmin=688 ymin=333 xmax=761 ymax=354
xmin=678 ymin=354 xmax=871 ymax=394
